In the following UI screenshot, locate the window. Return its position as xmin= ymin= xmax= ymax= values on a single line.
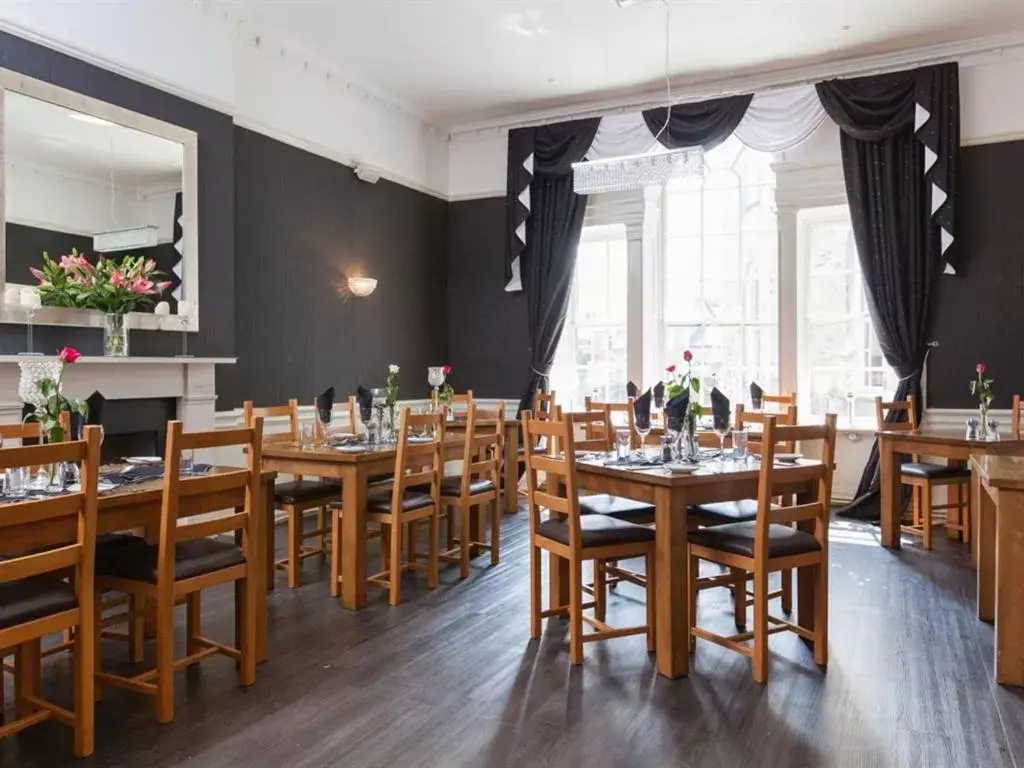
xmin=797 ymin=206 xmax=897 ymax=423
xmin=657 ymin=136 xmax=779 ymax=401
xmin=550 ymin=224 xmax=629 ymax=408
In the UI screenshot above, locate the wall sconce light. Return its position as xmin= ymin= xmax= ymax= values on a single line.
xmin=347 ymin=276 xmax=378 ymax=297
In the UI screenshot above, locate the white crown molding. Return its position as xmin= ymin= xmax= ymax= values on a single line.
xmin=448 ymin=30 xmax=1024 ymax=138
xmin=448 ymin=190 xmax=506 ymax=203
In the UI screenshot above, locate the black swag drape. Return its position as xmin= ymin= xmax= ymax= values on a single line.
xmin=515 ymin=118 xmax=601 ymax=416
xmin=642 ymin=94 xmax=753 ymax=150
xmin=817 ymin=65 xmax=958 ymax=520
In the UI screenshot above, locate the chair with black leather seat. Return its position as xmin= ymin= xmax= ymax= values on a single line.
xmin=438 ymin=402 xmax=503 ymax=578
xmin=0 ymin=426 xmax=101 ymax=757
xmin=93 ymin=418 xmax=263 ymax=724
xmin=524 ymin=411 xmax=655 ymax=665
xmin=875 ymin=395 xmax=970 ymax=549
xmin=364 ymin=407 xmax=443 ymax=605
xmin=688 ymin=414 xmax=836 ymax=683
xmin=244 ymin=399 xmax=338 ymax=588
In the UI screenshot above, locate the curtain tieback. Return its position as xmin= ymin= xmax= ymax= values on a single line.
xmin=896 ymin=341 xmax=940 ymax=382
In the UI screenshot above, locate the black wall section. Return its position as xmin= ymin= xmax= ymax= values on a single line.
xmin=0 ymin=30 xmax=234 ymax=358
xmin=928 ymin=139 xmax=1024 ymax=408
xmin=220 ymin=127 xmax=449 ymax=409
xmin=447 ymin=198 xmax=530 ymax=398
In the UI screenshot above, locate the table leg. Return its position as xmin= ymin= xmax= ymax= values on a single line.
xmin=978 ymin=480 xmax=997 ymax=623
xmin=972 ymin=466 xmax=981 ymax=569
xmin=796 ymin=487 xmax=816 ymax=636
xmin=503 ymin=423 xmax=519 ymax=515
xmin=995 ymin=488 xmax=1024 ymax=685
xmin=266 ymin=480 xmax=277 ymax=593
xmin=654 ymin=485 xmax=688 ymax=679
xmin=880 ymin=436 xmax=901 ymax=549
xmin=341 ymin=467 xmax=368 ymax=610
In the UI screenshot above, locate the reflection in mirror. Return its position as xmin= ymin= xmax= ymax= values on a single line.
xmin=3 ymin=90 xmax=186 ymax=313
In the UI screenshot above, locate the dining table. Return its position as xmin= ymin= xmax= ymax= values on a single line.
xmin=443 ymin=417 xmax=521 ymax=514
xmin=261 ymin=436 xmax=465 ymax=610
xmin=0 ymin=465 xmax=277 ymax=662
xmin=566 ymin=453 xmax=822 ymax=679
xmin=876 ymin=427 xmax=1024 ymax=549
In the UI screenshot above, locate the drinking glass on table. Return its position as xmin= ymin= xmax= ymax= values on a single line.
xmin=732 ymin=429 xmax=748 ymax=459
xmin=615 ymin=429 xmax=631 ymax=463
xmin=317 ymin=405 xmax=333 ymax=446
xmin=180 ymin=449 xmax=195 ymax=473
xmin=6 ymin=466 xmax=26 ymax=497
xmin=300 ymin=422 xmax=315 ymax=451
xmin=713 ymin=415 xmax=730 ymax=456
xmin=634 ymin=413 xmax=652 ymax=461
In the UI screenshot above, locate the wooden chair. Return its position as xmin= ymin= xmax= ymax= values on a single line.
xmin=313 ymin=395 xmax=360 ymax=439
xmin=688 ymin=414 xmax=836 ymax=683
xmin=0 ymin=426 xmax=100 ymax=757
xmin=432 ymin=389 xmax=474 ymax=413
xmin=583 ymin=397 xmax=635 ymax=447
xmin=1013 ymin=394 xmax=1021 ymax=440
xmin=243 ymin=400 xmax=338 ymax=588
xmin=760 ymin=392 xmax=797 ymax=411
xmin=93 ymin=419 xmax=264 ymax=723
xmin=735 ymin=403 xmax=799 ymax=453
xmin=523 ymin=411 xmax=656 ymax=664
xmin=439 ymin=402 xmax=503 ymax=578
xmin=362 ymin=407 xmax=443 ymax=605
xmin=875 ymin=395 xmax=970 ymax=550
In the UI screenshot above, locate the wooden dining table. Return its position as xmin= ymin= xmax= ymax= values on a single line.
xmin=0 ymin=467 xmax=277 ymax=662
xmin=877 ymin=427 xmax=1024 ymax=549
xmin=568 ymin=455 xmax=821 ymax=679
xmin=443 ymin=417 xmax=521 ymax=514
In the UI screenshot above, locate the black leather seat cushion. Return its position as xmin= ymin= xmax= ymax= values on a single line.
xmin=537 ymin=515 xmax=655 ymax=548
xmin=901 ymin=463 xmax=971 ymax=480
xmin=689 ymin=522 xmax=820 ymax=559
xmin=0 ymin=577 xmax=78 ymax=630
xmin=579 ymin=494 xmax=655 ymax=523
xmin=367 ymin=491 xmax=434 ymax=514
xmin=440 ymin=478 xmax=495 ymax=497
xmin=273 ymin=479 xmax=341 ymax=505
xmin=96 ymin=538 xmax=246 ymax=584
xmin=689 ymin=499 xmax=759 ymax=525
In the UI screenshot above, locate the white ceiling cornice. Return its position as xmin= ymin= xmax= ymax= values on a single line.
xmin=449 ymin=30 xmax=1024 ymax=139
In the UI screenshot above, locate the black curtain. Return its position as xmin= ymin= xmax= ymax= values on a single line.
xmin=515 ymin=118 xmax=601 ymax=416
xmin=817 ymin=65 xmax=958 ymax=520
xmin=642 ymin=94 xmax=752 ymax=150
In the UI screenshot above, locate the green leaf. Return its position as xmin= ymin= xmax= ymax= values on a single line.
xmin=691 ymin=378 xmax=701 ymax=394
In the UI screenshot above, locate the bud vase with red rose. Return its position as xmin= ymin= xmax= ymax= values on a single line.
xmin=970 ymin=362 xmax=994 ymax=438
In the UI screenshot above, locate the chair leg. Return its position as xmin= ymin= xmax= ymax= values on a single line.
xmin=687 ymin=553 xmax=698 ymax=654
xmin=594 ymin=560 xmax=607 ymax=623
xmin=645 ymin=552 xmax=656 ymax=653
xmin=912 ymin=485 xmax=921 ymax=527
xmin=962 ymin=480 xmax=972 ymax=545
xmin=93 ymin=599 xmax=104 ymax=701
xmin=74 ymin=598 xmax=96 ymax=758
xmin=317 ymin=505 xmax=327 ymax=553
xmin=407 ymin=520 xmax=418 ymax=565
xmin=529 ymin=543 xmax=541 ymax=639
xmin=780 ymin=568 xmax=793 ymax=615
xmin=15 ymin=639 xmax=41 ymax=717
xmin=287 ymin=506 xmax=302 ymax=589
xmin=922 ymin=483 xmax=934 ymax=551
xmin=331 ymin=507 xmax=343 ymax=598
xmin=388 ymin=519 xmax=403 ymax=606
xmin=380 ymin=524 xmax=390 ymax=572
xmin=445 ymin=506 xmax=455 ymax=550
xmin=155 ymin=594 xmax=175 ymax=723
xmin=186 ymin=592 xmax=201 ymax=659
xmin=569 ymin=556 xmax=584 ymax=665
xmin=238 ymin=575 xmax=257 ymax=687
xmin=428 ymin=511 xmax=440 ymax=590
xmin=460 ymin=503 xmax=471 ymax=579
xmin=813 ymin=562 xmax=829 ymax=667
xmin=129 ymin=594 xmax=145 ymax=664
xmin=490 ymin=498 xmax=500 ymax=566
xmin=752 ymin=569 xmax=769 ymax=684
xmin=730 ymin=566 xmax=746 ymax=630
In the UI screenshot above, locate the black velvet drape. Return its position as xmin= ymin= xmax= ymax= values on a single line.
xmin=515 ymin=118 xmax=601 ymax=416
xmin=642 ymin=94 xmax=752 ymax=150
xmin=817 ymin=67 xmax=954 ymax=520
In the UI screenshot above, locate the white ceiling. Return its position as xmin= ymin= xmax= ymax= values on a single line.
xmin=3 ymin=90 xmax=183 ymax=189
xmin=236 ymin=0 xmax=1024 ymax=127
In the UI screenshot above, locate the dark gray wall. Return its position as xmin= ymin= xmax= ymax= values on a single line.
xmin=219 ymin=127 xmax=449 ymax=409
xmin=927 ymin=139 xmax=1024 ymax=408
xmin=446 ymin=197 xmax=530 ymax=398
xmin=0 ymin=30 xmax=235 ymax=358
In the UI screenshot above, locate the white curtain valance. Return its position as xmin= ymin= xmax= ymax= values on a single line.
xmin=586 ymin=113 xmax=661 ymax=161
xmin=733 ymin=85 xmax=827 ymax=153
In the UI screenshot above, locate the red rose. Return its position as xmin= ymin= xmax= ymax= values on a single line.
xmin=683 ymin=350 xmax=693 ymax=362
xmin=442 ymin=364 xmax=452 ymax=375
xmin=977 ymin=362 xmax=986 ymax=375
xmin=58 ymin=346 xmax=81 ymax=364
xmin=666 ymin=364 xmax=676 ymax=373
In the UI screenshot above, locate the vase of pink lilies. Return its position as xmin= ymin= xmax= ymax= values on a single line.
xmin=31 ymin=250 xmax=171 ymax=357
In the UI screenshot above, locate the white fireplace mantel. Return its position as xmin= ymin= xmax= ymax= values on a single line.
xmin=0 ymin=356 xmax=236 ymax=430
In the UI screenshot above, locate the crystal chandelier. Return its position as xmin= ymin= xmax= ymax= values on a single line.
xmin=572 ymin=147 xmax=705 ymax=195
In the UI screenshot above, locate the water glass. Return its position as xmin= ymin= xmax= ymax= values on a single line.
xmin=987 ymin=420 xmax=1001 ymax=442
xmin=659 ymin=434 xmax=674 ymax=463
xmin=966 ymin=418 xmax=980 ymax=440
xmin=615 ymin=429 xmax=631 ymax=461
xmin=733 ymin=429 xmax=748 ymax=458
xmin=300 ymin=422 xmax=315 ymax=450
xmin=181 ymin=449 xmax=195 ymax=473
xmin=6 ymin=466 xmax=27 ymax=497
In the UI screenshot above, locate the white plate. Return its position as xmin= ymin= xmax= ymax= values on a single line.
xmin=124 ymin=456 xmax=162 ymax=465
xmin=774 ymin=453 xmax=803 ymax=463
xmin=67 ymin=481 xmax=117 ymax=493
xmin=665 ymin=463 xmax=699 ymax=475
xmin=407 ymin=435 xmax=434 ymax=444
xmin=336 ymin=445 xmax=367 ymax=453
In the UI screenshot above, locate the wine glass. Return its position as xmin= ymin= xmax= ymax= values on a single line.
xmin=713 ymin=414 xmax=730 ymax=457
xmin=317 ymin=404 xmax=333 ymax=446
xmin=634 ymin=412 xmax=652 ymax=462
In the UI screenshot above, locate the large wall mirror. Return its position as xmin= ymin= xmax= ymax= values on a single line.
xmin=0 ymin=71 xmax=199 ymax=331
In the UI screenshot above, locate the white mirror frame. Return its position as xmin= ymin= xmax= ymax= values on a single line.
xmin=0 ymin=69 xmax=199 ymax=332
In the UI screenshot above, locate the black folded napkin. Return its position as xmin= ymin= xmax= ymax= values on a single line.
xmin=653 ymin=380 xmax=665 ymax=409
xmin=633 ymin=389 xmax=652 ymax=431
xmin=711 ymin=387 xmax=730 ymax=431
xmin=750 ymin=381 xmax=764 ymax=410
xmin=112 ymin=464 xmax=165 ymax=483
xmin=626 ymin=381 xmax=639 ymax=399
xmin=665 ymin=392 xmax=690 ymax=433
xmin=315 ymin=386 xmax=335 ymax=425
xmin=355 ymin=385 xmax=373 ymax=424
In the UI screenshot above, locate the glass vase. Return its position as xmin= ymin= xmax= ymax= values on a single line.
xmin=387 ymin=405 xmax=397 ymax=443
xmin=979 ymin=405 xmax=989 ymax=439
xmin=681 ymin=414 xmax=700 ymax=462
xmin=103 ymin=313 xmax=129 ymax=357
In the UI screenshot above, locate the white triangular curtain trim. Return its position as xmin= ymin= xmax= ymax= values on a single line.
xmin=914 ymin=103 xmax=930 ymax=132
xmin=923 ymin=145 xmax=937 ymax=174
xmin=518 ymin=185 xmax=530 ymax=210
xmin=505 ymin=255 xmax=522 ymax=292
xmin=931 ymin=184 xmax=947 ymax=215
xmin=734 ymin=85 xmax=828 ymax=152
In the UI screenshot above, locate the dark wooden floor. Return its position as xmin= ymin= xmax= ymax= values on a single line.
xmin=3 ymin=511 xmax=1023 ymax=768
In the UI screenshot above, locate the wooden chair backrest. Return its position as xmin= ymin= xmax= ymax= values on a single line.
xmin=761 ymin=393 xmax=797 ymax=411
xmin=156 ymin=419 xmax=263 ymax=584
xmin=736 ymin=403 xmax=798 ymax=452
xmin=1013 ymin=394 xmax=1021 ymax=440
xmin=583 ymin=397 xmax=635 ymax=447
xmin=243 ymin=399 xmax=298 ymax=446
xmin=874 ymin=395 xmax=918 ymax=432
xmin=0 ymin=421 xmax=42 ymax=442
xmin=386 ymin=407 xmax=443 ymax=511
xmin=571 ymin=408 xmax=613 ymax=452
xmin=433 ymin=389 xmax=474 ymax=412
xmin=0 ymin=426 xmax=101 ymax=644
xmin=522 ymin=412 xmax=584 ymax=550
xmin=311 ymin=395 xmax=359 ymax=441
xmin=451 ymin=402 xmax=503 ymax=498
xmin=533 ymin=391 xmax=556 ymax=421
xmin=752 ymin=413 xmax=837 ymax=560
